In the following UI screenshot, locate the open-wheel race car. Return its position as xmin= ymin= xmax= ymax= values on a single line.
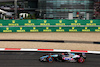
xmin=39 ymin=53 xmax=86 ymax=63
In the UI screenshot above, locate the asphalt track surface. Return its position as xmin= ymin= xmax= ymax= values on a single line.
xmin=0 ymin=52 xmax=100 ymax=67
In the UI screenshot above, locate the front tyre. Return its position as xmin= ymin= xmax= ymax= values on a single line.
xmin=78 ymin=57 xmax=85 ymax=63
xmin=47 ymin=56 xmax=54 ymax=63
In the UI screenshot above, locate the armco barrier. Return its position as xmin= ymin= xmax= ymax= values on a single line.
xmin=0 ymin=19 xmax=100 ymax=32
xmin=0 ymin=48 xmax=100 ymax=54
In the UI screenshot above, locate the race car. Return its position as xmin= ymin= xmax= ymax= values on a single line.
xmin=39 ymin=53 xmax=86 ymax=63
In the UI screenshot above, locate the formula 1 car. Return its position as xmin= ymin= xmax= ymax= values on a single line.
xmin=39 ymin=53 xmax=86 ymax=63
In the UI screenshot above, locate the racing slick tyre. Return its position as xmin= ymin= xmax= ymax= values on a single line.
xmin=78 ymin=57 xmax=85 ymax=63
xmin=62 ymin=59 xmax=66 ymax=62
xmin=47 ymin=56 xmax=54 ymax=63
